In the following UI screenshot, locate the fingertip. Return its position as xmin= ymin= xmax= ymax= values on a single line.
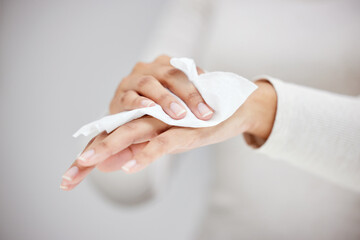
xmin=59 ymin=179 xmax=72 ymax=191
xmin=201 ymin=110 xmax=214 ymax=120
xmin=121 ymin=159 xmax=145 ymax=174
xmin=197 ymin=102 xmax=214 ymax=120
xmin=60 ymin=185 xmax=69 ymax=191
xmin=169 ymin=102 xmax=187 ymax=119
xmin=60 ymin=177 xmax=81 ymax=191
xmin=60 ymin=184 xmax=76 ymax=191
xmin=176 ymin=108 xmax=187 ymax=118
xmin=76 ymin=149 xmax=95 ymax=166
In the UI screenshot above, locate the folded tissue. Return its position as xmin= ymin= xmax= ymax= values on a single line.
xmin=73 ymin=57 xmax=258 ymax=137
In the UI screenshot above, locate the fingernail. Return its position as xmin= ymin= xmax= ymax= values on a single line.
xmin=122 ymin=159 xmax=137 ymax=172
xmin=141 ymin=99 xmax=156 ymax=107
xmin=77 ymin=149 xmax=95 ymax=163
xmin=170 ymin=102 xmax=186 ymax=117
xmin=197 ymin=103 xmax=213 ymax=118
xmin=60 ymin=185 xmax=68 ymax=190
xmin=62 ymin=166 xmax=79 ymax=181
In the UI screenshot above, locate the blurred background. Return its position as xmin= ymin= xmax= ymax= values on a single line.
xmin=0 ymin=0 xmax=211 ymax=239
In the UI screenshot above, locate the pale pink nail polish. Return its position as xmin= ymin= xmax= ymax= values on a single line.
xmin=141 ymin=99 xmax=156 ymax=107
xmin=122 ymin=160 xmax=137 ymax=172
xmin=62 ymin=166 xmax=79 ymax=181
xmin=197 ymin=103 xmax=213 ymax=118
xmin=60 ymin=185 xmax=68 ymax=190
xmin=78 ymin=149 xmax=95 ymax=163
xmin=170 ymin=102 xmax=186 ymax=117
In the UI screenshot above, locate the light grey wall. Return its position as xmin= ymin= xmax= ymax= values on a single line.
xmin=0 ymin=1 xmax=210 ymax=239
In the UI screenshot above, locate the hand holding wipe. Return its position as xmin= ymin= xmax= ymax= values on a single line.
xmin=73 ymin=57 xmax=258 ymax=138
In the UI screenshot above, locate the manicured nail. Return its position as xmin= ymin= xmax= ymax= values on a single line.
xmin=141 ymin=99 xmax=156 ymax=107
xmin=170 ymin=102 xmax=186 ymax=117
xmin=60 ymin=185 xmax=68 ymax=190
xmin=122 ymin=160 xmax=137 ymax=172
xmin=77 ymin=149 xmax=95 ymax=163
xmin=197 ymin=103 xmax=213 ymax=118
xmin=62 ymin=166 xmax=79 ymax=181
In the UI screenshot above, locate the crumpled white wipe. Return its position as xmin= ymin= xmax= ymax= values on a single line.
xmin=73 ymin=57 xmax=258 ymax=138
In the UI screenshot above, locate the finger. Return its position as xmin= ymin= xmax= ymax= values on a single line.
xmin=117 ymin=90 xmax=156 ymax=111
xmin=155 ymin=59 xmax=213 ymax=120
xmin=60 ymin=133 xmax=106 ymax=190
xmin=121 ymin=127 xmax=198 ymax=174
xmin=76 ymin=116 xmax=169 ymax=167
xmin=96 ymin=142 xmax=147 ymax=172
xmin=110 ymin=90 xmax=156 ymax=114
xmin=60 ymin=165 xmax=95 ymax=191
xmin=95 ymin=148 xmax=133 ymax=173
xmin=154 ymin=65 xmax=214 ymax=120
xmin=60 ymin=182 xmax=80 ymax=191
xmin=60 ymin=142 xmax=148 ymax=190
xmin=127 ymin=75 xmax=187 ymax=119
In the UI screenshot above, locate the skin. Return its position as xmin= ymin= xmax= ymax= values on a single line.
xmin=60 ymin=55 xmax=277 ymax=191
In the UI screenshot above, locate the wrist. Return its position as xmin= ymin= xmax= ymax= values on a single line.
xmin=242 ymin=80 xmax=277 ymax=143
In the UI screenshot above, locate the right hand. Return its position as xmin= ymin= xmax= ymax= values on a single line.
xmin=109 ymin=55 xmax=214 ymax=120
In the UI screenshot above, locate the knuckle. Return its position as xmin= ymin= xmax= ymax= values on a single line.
xmin=97 ymin=141 xmax=113 ymax=155
xmin=119 ymin=92 xmax=128 ymax=104
xmin=186 ymin=91 xmax=201 ymax=102
xmin=119 ymin=91 xmax=135 ymax=106
xmin=155 ymin=54 xmax=169 ymax=62
xmin=123 ymin=121 xmax=137 ymax=131
xmin=153 ymin=136 xmax=169 ymax=149
xmin=158 ymin=93 xmax=172 ymax=103
xmin=163 ymin=67 xmax=182 ymax=79
xmin=137 ymin=75 xmax=155 ymax=88
xmin=134 ymin=61 xmax=146 ymax=70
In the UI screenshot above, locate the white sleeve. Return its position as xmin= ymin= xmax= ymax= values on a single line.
xmin=247 ymin=76 xmax=360 ymax=192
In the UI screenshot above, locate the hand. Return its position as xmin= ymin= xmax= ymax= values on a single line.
xmin=109 ymin=55 xmax=214 ymax=120
xmin=60 ymin=56 xmax=277 ymax=191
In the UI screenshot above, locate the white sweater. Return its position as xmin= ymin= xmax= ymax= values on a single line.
xmin=255 ymin=76 xmax=360 ymax=191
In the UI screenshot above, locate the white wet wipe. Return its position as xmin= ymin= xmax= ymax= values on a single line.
xmin=73 ymin=57 xmax=257 ymax=137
